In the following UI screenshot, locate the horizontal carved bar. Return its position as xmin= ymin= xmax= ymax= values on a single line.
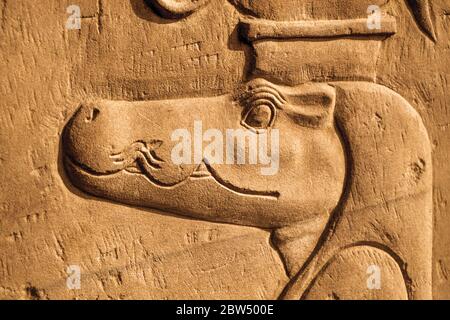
xmin=240 ymin=17 xmax=397 ymax=41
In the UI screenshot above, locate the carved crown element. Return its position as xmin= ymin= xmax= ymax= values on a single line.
xmin=146 ymin=0 xmax=436 ymax=41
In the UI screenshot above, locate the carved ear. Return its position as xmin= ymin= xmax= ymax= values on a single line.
xmin=281 ymin=83 xmax=336 ymax=128
xmin=145 ymin=0 xmax=211 ymax=18
xmin=406 ymin=0 xmax=437 ymax=42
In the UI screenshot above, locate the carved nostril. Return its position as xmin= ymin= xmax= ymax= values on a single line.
xmin=85 ymin=107 xmax=100 ymax=123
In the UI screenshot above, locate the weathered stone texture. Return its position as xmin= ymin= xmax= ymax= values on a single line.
xmin=0 ymin=0 xmax=449 ymax=299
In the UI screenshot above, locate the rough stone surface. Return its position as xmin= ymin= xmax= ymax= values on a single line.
xmin=0 ymin=0 xmax=449 ymax=299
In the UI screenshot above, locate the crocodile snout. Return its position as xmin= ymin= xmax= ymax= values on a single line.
xmin=62 ymin=81 xmax=346 ymax=228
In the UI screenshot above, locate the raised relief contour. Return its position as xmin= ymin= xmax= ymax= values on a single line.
xmin=62 ymin=0 xmax=433 ymax=300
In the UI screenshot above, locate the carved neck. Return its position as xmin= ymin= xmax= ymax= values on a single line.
xmin=271 ymin=213 xmax=329 ymax=278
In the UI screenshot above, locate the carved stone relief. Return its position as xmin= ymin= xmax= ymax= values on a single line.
xmin=61 ymin=0 xmax=433 ymax=299
xmin=1 ymin=0 xmax=449 ymax=300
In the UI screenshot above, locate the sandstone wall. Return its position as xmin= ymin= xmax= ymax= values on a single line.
xmin=0 ymin=0 xmax=449 ymax=299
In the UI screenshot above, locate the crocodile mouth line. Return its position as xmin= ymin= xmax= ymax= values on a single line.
xmin=191 ymin=161 xmax=280 ymax=199
xmin=64 ymin=155 xmax=280 ymax=200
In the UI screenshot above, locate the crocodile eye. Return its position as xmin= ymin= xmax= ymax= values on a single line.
xmin=242 ymin=104 xmax=275 ymax=130
xmin=240 ymin=79 xmax=285 ymax=132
